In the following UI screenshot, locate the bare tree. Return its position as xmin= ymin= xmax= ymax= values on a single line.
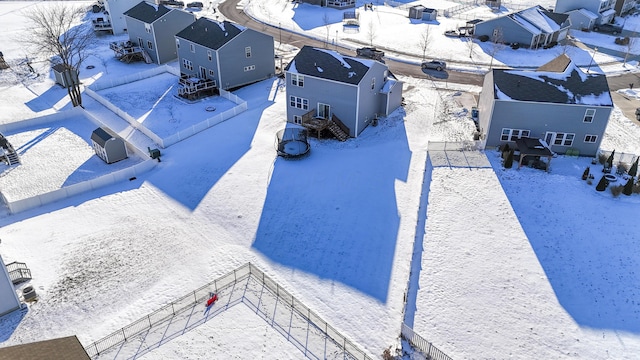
xmin=417 ymin=25 xmax=432 ymax=61
xmin=489 ymin=28 xmax=505 ymax=70
xmin=367 ymin=20 xmax=377 ymax=47
xmin=22 ymin=3 xmax=95 ymax=107
xmin=624 ymin=27 xmax=638 ymax=66
xmin=466 ymin=36 xmax=475 ymax=59
xmin=323 ymin=13 xmax=331 ymax=48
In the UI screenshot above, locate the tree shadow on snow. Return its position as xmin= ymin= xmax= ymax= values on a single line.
xmin=252 ymin=118 xmax=411 ymax=303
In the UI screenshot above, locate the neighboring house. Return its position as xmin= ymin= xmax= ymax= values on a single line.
xmin=0 ymin=254 xmax=21 ymax=317
xmin=565 ymin=8 xmax=599 ymax=30
xmin=614 ymin=0 xmax=637 ymax=16
xmin=91 ymin=128 xmax=128 ymax=164
xmin=476 ymin=54 xmax=612 ymax=157
xmin=473 ymin=6 xmax=570 ymax=49
xmin=408 ymin=5 xmax=437 ymax=21
xmin=555 ymin=0 xmax=617 ymax=25
xmin=124 ymin=1 xmax=195 ymax=65
xmin=175 ymin=17 xmax=275 ymax=91
xmin=97 ymin=0 xmax=140 ymax=34
xmin=297 ymin=0 xmax=356 ymax=9
xmin=284 ymin=46 xmax=403 ymax=139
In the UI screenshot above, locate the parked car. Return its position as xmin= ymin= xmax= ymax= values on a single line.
xmin=186 ymin=1 xmax=203 ymax=8
xmin=593 ymin=24 xmax=623 ymax=35
xmin=356 ymin=47 xmax=385 ymax=62
xmin=421 ymin=60 xmax=447 ymax=71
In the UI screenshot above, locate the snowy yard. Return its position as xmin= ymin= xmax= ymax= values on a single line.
xmin=1 ymin=0 xmax=640 ymax=359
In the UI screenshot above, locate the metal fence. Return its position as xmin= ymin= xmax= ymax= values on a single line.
xmin=84 ymin=263 xmax=373 ymax=360
xmin=401 ymin=323 xmax=453 ymax=360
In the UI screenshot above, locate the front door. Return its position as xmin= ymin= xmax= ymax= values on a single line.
xmin=544 ymin=132 xmax=556 ymax=147
xmin=200 ymin=66 xmax=207 ymax=79
xmin=318 ymin=103 xmax=330 ymax=119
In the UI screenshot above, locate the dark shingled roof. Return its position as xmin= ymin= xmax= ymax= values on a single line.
xmin=492 ymin=63 xmax=612 ymax=106
xmin=91 ymin=127 xmax=112 ymax=146
xmin=124 ymin=1 xmax=171 ymax=24
xmin=284 ymin=46 xmax=373 ymax=85
xmin=0 ymin=336 xmax=90 ymax=360
xmin=175 ymin=17 xmax=243 ymax=50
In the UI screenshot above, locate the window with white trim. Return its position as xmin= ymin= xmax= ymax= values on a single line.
xmin=289 ymin=96 xmax=308 ymax=110
xmin=245 ymin=46 xmax=252 ymax=58
xmin=291 ymin=74 xmax=304 ymax=87
xmin=584 ymin=134 xmax=598 ymax=143
xmin=138 ymin=37 xmax=143 ymax=48
xmin=546 ymin=132 xmax=575 ymax=146
xmin=208 ymin=69 xmax=215 ymax=77
xmin=583 ymin=109 xmax=596 ymax=123
xmin=500 ymin=128 xmax=530 ymax=142
xmin=293 ymin=115 xmax=302 ymax=124
xmin=371 ymin=77 xmax=375 ymax=89
xmin=182 ymin=59 xmax=193 ymax=71
xmin=147 ymin=40 xmax=153 ymax=50
xmin=175 ymin=39 xmax=180 ymax=48
xmin=145 ymin=24 xmax=151 ymax=33
xmin=207 ymin=50 xmax=212 ymax=61
xmin=244 ymin=65 xmax=255 ymax=71
xmin=190 ymin=43 xmax=195 ymax=53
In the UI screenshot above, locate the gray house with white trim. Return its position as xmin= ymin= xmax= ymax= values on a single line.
xmin=284 ymin=46 xmax=403 ymax=139
xmin=555 ymin=0 xmax=618 ymax=25
xmin=474 ymin=6 xmax=570 ymax=49
xmin=477 ymin=54 xmax=613 ymax=157
xmin=0 ymin=254 xmax=21 ymax=317
xmin=124 ymin=1 xmax=195 ymax=65
xmin=175 ymin=17 xmax=275 ymax=91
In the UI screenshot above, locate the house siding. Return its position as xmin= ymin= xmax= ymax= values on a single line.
xmin=486 ymin=100 xmax=610 ymax=156
xmin=355 ymin=62 xmax=388 ymax=136
xmin=217 ymin=30 xmax=275 ymax=90
xmin=153 ymin=12 xmax=195 ymax=64
xmin=105 ymin=0 xmax=140 ymax=35
xmin=477 ymin=71 xmax=495 ymax=140
xmin=566 ymin=10 xmax=597 ymax=29
xmin=125 ymin=18 xmax=157 ymax=63
xmin=474 ymin=16 xmax=535 ymax=47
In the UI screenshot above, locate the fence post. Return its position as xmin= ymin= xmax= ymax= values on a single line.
xmin=94 ymin=343 xmax=99 ymax=356
xmin=148 ymin=315 xmax=152 ymax=328
xmin=122 ymin=328 xmax=127 ymax=341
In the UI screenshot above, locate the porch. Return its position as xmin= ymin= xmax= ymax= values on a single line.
xmin=109 ymin=41 xmax=152 ymax=64
xmin=92 ymin=17 xmax=112 ymax=32
xmin=300 ymin=109 xmax=349 ymax=141
xmin=178 ymin=74 xmax=218 ymax=100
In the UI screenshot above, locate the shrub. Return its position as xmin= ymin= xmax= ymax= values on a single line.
xmin=479 ymin=35 xmax=489 ymax=42
xmin=623 ymin=177 xmax=634 ymax=195
xmin=617 ymin=161 xmax=629 ymax=174
xmin=629 ymin=157 xmax=638 ymax=177
xmin=510 ymin=42 xmax=520 ymax=50
xmin=611 ymin=184 xmax=624 ymax=197
xmin=582 ymin=167 xmax=590 ymax=180
xmin=596 ymin=176 xmax=608 ymax=191
xmin=598 ymin=152 xmax=608 ymax=165
xmin=633 ymin=182 xmax=640 ymax=194
xmin=504 ymin=149 xmax=514 ymax=168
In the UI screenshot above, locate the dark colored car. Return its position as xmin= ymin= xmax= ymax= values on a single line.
xmin=186 ymin=1 xmax=203 ymax=8
xmin=593 ymin=24 xmax=623 ymax=35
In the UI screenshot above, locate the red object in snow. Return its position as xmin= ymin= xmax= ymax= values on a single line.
xmin=206 ymin=293 xmax=218 ymax=307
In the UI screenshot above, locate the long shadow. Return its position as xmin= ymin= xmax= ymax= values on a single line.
xmin=0 ymin=306 xmax=28 ymax=343
xmin=291 ymin=3 xmax=352 ymax=31
xmin=143 ymin=80 xmax=272 ymax=210
xmin=489 ymin=154 xmax=640 ymax=333
xmin=24 ymin=82 xmax=68 ymax=113
xmin=252 ymin=120 xmax=411 ymax=302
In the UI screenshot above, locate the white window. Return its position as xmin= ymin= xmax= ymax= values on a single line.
xmin=584 ymin=134 xmax=598 ymax=143
xmin=138 ymin=37 xmax=143 ymax=48
xmin=207 ymin=50 xmax=212 ymax=61
xmin=545 ymin=132 xmax=575 ymax=146
xmin=289 ymin=96 xmax=309 ymax=110
xmin=182 ymin=59 xmax=193 ymax=71
xmin=245 ymin=46 xmax=252 ymax=58
xmin=190 ymin=43 xmax=195 ymax=53
xmin=176 ymin=39 xmax=180 ymax=48
xmin=500 ymin=128 xmax=530 ymax=142
xmin=145 ymin=24 xmax=151 ymax=33
xmin=583 ymin=109 xmax=596 ymax=123
xmin=293 ymin=115 xmax=302 ymax=124
xmin=371 ymin=77 xmax=375 ymax=89
xmin=147 ymin=40 xmax=153 ymax=50
xmin=208 ymin=69 xmax=215 ymax=77
xmin=291 ymin=74 xmax=304 ymax=87
xmin=244 ymin=65 xmax=255 ymax=72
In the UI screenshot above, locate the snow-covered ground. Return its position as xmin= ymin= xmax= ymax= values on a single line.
xmin=1 ymin=0 xmax=640 ymax=359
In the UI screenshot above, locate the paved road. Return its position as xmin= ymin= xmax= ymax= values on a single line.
xmin=218 ymin=0 xmax=485 ymax=86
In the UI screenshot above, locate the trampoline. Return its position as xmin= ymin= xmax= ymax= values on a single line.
xmin=275 ymin=128 xmax=310 ymax=158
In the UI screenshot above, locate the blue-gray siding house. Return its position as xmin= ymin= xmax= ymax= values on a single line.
xmin=175 ymin=17 xmax=275 ymax=91
xmin=124 ymin=1 xmax=195 ymax=65
xmin=473 ymin=6 xmax=570 ymax=49
xmin=284 ymin=46 xmax=403 ymax=139
xmin=555 ymin=0 xmax=617 ymax=25
xmin=477 ymin=54 xmax=613 ymax=157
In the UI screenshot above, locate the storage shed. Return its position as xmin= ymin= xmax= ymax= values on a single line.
xmin=409 ymin=5 xmax=437 ymax=21
xmin=91 ymin=127 xmax=128 ymax=164
xmin=0 ymin=254 xmax=21 ymax=317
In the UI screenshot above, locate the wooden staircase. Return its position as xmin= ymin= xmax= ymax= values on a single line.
xmin=5 ymin=151 xmax=20 ymax=165
xmin=6 ymin=261 xmax=32 ymax=284
xmin=327 ymin=115 xmax=349 ymax=141
xmin=300 ymin=110 xmax=350 ymax=142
